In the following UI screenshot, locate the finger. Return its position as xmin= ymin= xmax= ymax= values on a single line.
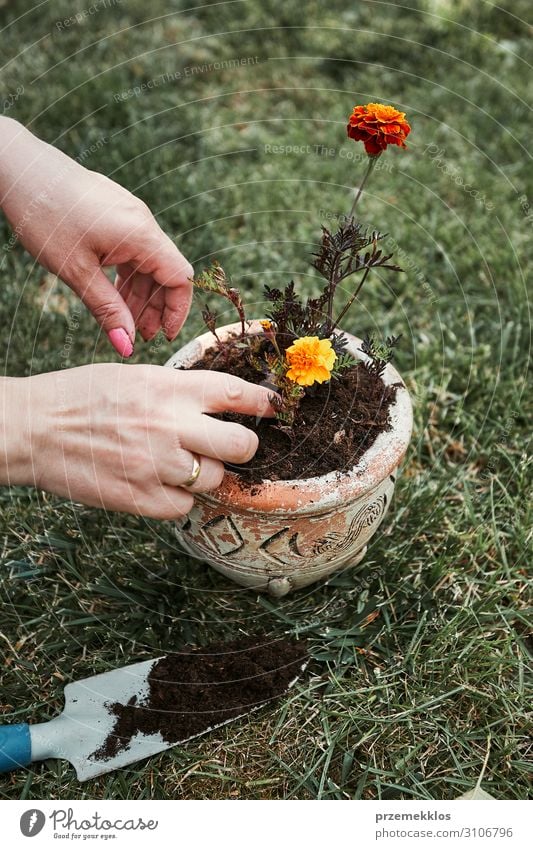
xmin=117 ymin=269 xmax=153 ymax=337
xmin=114 ymin=269 xmax=132 ymax=303
xmin=118 ymin=263 xmax=178 ymax=341
xmin=161 ymin=284 xmax=192 ymax=341
xmin=127 ymin=271 xmax=153 ymax=325
xmin=133 ymin=486 xmax=195 ymax=521
xmin=161 ymin=450 xmax=225 ymax=492
xmin=176 ymin=370 xmax=277 ymax=418
xmin=179 ymin=416 xmax=259 ymax=465
xmin=75 ymin=264 xmax=135 ymax=355
xmin=137 ymin=283 xmax=166 ymax=341
xmin=135 ymin=231 xmax=193 ymax=340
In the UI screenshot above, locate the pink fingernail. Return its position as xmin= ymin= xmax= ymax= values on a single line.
xmin=107 ymin=328 xmax=134 ymax=358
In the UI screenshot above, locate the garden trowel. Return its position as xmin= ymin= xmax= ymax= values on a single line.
xmin=0 ymin=641 xmax=307 ymax=782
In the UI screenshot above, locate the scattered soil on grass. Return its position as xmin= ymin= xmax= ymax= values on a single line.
xmin=92 ymin=636 xmax=307 ymax=762
xmin=184 ymin=337 xmax=398 ymax=483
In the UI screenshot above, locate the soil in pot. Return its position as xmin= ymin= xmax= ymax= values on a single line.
xmin=92 ymin=636 xmax=307 ymax=762
xmin=187 ymin=338 xmax=399 ymax=483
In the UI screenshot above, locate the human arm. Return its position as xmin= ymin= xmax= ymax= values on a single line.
xmin=0 ymin=117 xmax=193 ymax=356
xmin=0 ymin=365 xmax=273 ymax=518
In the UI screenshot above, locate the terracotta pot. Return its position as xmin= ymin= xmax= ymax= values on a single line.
xmin=165 ymin=321 xmax=412 ymax=597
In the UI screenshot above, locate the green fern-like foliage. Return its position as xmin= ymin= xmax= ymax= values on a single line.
xmin=194 ymin=261 xmax=246 ymax=336
xmin=360 ymin=333 xmax=402 ymax=377
xmin=331 ymin=351 xmax=357 ymax=379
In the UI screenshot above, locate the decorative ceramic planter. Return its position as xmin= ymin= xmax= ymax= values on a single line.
xmin=166 ymin=322 xmax=412 ymax=597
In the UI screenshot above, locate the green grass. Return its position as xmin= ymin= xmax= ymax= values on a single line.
xmin=0 ymin=0 xmax=531 ymax=800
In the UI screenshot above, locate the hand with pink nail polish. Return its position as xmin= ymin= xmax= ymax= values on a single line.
xmin=0 ymin=118 xmax=193 ymax=355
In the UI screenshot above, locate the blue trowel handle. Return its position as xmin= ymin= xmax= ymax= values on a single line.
xmin=0 ymin=723 xmax=32 ymax=772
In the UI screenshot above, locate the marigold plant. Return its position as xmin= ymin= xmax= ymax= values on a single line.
xmin=193 ymin=101 xmax=411 ymax=435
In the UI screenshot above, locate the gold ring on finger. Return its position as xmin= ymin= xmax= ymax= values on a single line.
xmin=182 ymin=453 xmax=202 ymax=487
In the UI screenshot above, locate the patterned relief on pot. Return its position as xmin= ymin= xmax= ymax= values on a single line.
xmin=310 ymin=490 xmax=390 ymax=557
xmin=175 ymin=474 xmax=394 ymax=575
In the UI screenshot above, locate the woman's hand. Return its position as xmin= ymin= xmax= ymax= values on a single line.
xmin=2 ymin=365 xmax=273 ymax=519
xmin=0 ymin=118 xmax=193 ymax=356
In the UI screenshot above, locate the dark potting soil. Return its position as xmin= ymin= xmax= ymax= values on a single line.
xmin=185 ymin=338 xmax=398 ymax=483
xmin=92 ymin=636 xmax=307 ymax=762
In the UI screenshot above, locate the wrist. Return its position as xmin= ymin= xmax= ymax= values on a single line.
xmin=0 ymin=119 xmax=54 ymax=220
xmin=0 ymin=116 xmax=24 ymax=152
xmin=0 ymin=118 xmax=30 ymax=198
xmin=0 ymin=376 xmax=40 ymax=487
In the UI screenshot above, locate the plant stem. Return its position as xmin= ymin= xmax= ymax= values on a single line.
xmin=348 ymin=154 xmax=380 ymax=219
xmin=325 ymin=254 xmax=343 ymax=330
xmin=331 ymin=265 xmax=371 ymax=332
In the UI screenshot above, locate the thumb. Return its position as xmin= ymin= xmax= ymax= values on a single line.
xmin=75 ymin=265 xmax=136 ymax=357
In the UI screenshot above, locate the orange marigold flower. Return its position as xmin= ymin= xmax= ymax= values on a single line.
xmin=285 ymin=336 xmax=337 ymax=386
xmin=347 ymin=102 xmax=411 ymax=156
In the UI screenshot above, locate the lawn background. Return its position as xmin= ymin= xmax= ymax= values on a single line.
xmin=0 ymin=0 xmax=531 ymax=800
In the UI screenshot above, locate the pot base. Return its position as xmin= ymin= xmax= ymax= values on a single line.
xmin=175 ymin=527 xmax=369 ymax=596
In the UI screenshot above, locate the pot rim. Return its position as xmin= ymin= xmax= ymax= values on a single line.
xmin=165 ymin=321 xmax=413 ymax=515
